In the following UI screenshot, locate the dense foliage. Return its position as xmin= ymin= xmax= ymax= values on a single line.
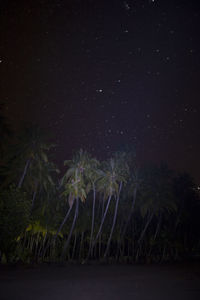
xmin=0 ymin=186 xmax=30 ymax=262
xmin=0 ymin=117 xmax=200 ymax=264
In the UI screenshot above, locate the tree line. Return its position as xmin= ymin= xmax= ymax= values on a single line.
xmin=0 ymin=113 xmax=200 ymax=264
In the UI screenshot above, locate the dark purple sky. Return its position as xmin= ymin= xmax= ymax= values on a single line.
xmin=1 ymin=0 xmax=200 ymax=182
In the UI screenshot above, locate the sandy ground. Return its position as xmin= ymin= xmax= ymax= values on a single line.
xmin=0 ymin=262 xmax=200 ymax=300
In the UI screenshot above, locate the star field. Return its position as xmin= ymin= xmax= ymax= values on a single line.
xmin=1 ymin=0 xmax=200 ymax=182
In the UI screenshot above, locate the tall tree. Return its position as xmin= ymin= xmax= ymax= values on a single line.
xmin=137 ymin=165 xmax=176 ymax=246
xmin=85 ymin=156 xmax=100 ymax=258
xmin=16 ymin=124 xmax=55 ymax=189
xmin=88 ymin=153 xmax=127 ymax=259
xmin=1 ymin=123 xmax=55 ymax=190
xmin=60 ymin=150 xmax=90 ymax=259
xmin=103 ymin=152 xmax=128 ymax=258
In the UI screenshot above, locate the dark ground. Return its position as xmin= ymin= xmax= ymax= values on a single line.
xmin=0 ymin=262 xmax=200 ymax=300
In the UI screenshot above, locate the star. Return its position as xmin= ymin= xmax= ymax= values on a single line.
xmin=124 ymin=1 xmax=130 ymax=11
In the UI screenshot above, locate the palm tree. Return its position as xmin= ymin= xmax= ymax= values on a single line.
xmin=125 ymin=172 xmax=139 ymax=228
xmin=60 ymin=149 xmax=90 ymax=259
xmin=24 ymin=160 xmax=59 ymax=258
xmin=18 ymin=124 xmax=56 ymax=188
xmin=2 ymin=123 xmax=55 ymax=190
xmin=173 ymin=173 xmax=199 ymax=255
xmin=137 ymin=165 xmax=176 ymax=248
xmin=28 ymin=160 xmax=59 ymax=212
xmin=118 ymin=152 xmax=140 ymax=250
xmin=11 ymin=125 xmax=59 ymax=215
xmin=85 ymin=156 xmax=100 ymax=258
xmin=103 ymin=152 xmax=128 ymax=258
xmin=56 ymin=150 xmax=91 ymax=235
xmin=88 ymin=153 xmax=127 ymax=259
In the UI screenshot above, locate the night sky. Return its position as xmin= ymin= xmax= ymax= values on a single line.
xmin=1 ymin=0 xmax=200 ymax=183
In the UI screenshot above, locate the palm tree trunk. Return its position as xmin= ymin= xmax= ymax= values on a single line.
xmin=104 ymin=182 xmax=122 ymax=258
xmin=31 ymin=182 xmax=38 ymax=212
xmin=79 ymin=231 xmax=84 ymax=261
xmin=88 ymin=183 xmax=96 ymax=257
xmin=92 ymin=194 xmax=112 ymax=252
xmin=117 ymin=186 xmax=137 ymax=253
xmin=61 ymin=198 xmax=79 ymax=260
xmin=71 ymin=232 xmax=77 ymax=260
xmin=99 ymin=234 xmax=101 ymax=258
xmin=18 ymin=158 xmax=31 ymax=188
xmin=34 ymin=232 xmax=40 ymax=259
xmin=39 ymin=231 xmax=47 ymax=258
xmin=84 ymin=194 xmax=112 ymax=262
xmin=153 ymin=213 xmax=162 ymax=241
xmin=122 ymin=186 xmax=137 ymax=238
xmin=54 ymin=204 xmax=73 ymax=241
xmin=95 ymin=194 xmax=112 ymax=242
xmin=138 ymin=212 xmax=154 ymax=245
